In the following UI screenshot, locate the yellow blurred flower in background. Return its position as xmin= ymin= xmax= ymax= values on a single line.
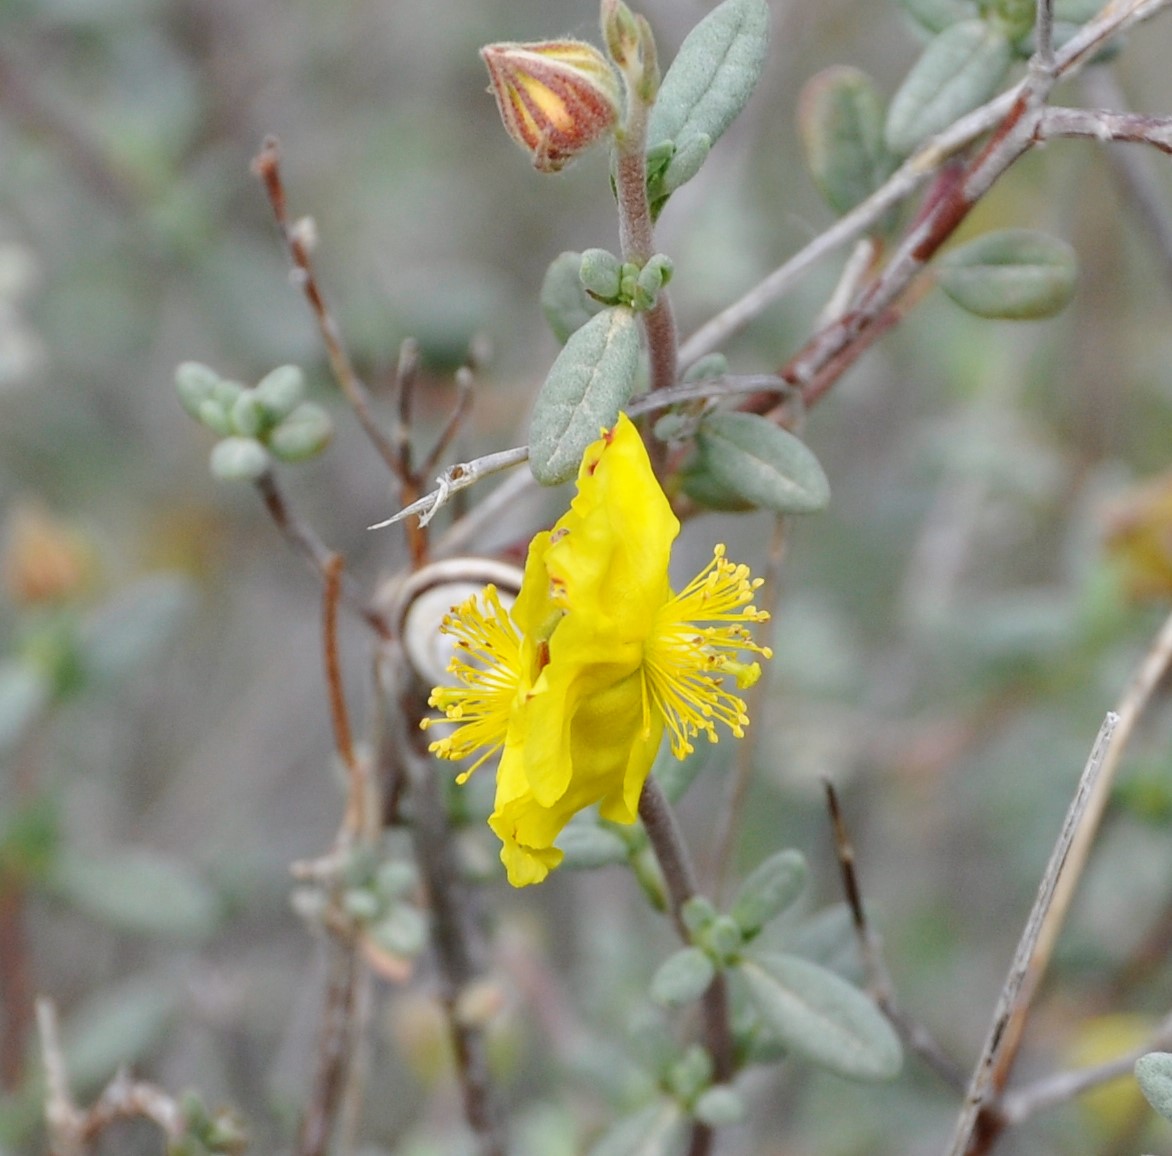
xmin=424 ymin=414 xmax=771 ymax=887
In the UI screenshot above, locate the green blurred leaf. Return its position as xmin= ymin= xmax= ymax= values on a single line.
xmin=1135 ymin=1051 xmax=1172 ymax=1121
xmin=647 ymin=0 xmax=769 ymax=202
xmin=268 ymin=402 xmax=334 ymax=462
xmin=174 ymin=361 xmax=222 ymax=421
xmin=81 ymin=573 xmax=194 ymax=681
xmin=692 ymin=1085 xmax=746 ymax=1126
xmin=587 ymin=1100 xmax=688 ymax=1156
xmin=693 ymin=411 xmax=830 ymax=514
xmin=50 ymin=847 xmax=220 ymax=941
xmin=0 ymin=660 xmax=49 ymax=755
xmin=739 ymin=952 xmax=902 ymax=1081
xmin=368 ymin=902 xmax=428 ymax=958
xmin=884 ymin=21 xmax=1012 ymax=155
xmin=799 ymin=66 xmax=890 ymax=216
xmin=62 ymin=974 xmax=179 ymax=1091
xmin=650 ymin=946 xmax=716 ymax=1008
xmin=541 ymin=251 xmax=606 ymax=344
xmin=896 ymin=0 xmax=979 ymax=33
xmin=0 ymin=794 xmax=59 ymax=880
xmin=936 ymin=228 xmax=1078 ymax=319
xmin=529 ymin=307 xmax=640 ymax=485
xmin=253 ymin=364 xmax=306 ymax=421
xmin=209 ymin=436 xmax=271 ymax=482
xmin=557 ymin=819 xmax=632 ymax=869
xmin=730 ymin=849 xmax=809 ymax=938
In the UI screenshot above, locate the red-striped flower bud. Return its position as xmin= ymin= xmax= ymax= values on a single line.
xmin=480 ymin=40 xmax=621 ymax=173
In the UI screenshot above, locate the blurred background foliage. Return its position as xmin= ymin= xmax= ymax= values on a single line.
xmin=3 ymin=0 xmax=1172 ymax=1153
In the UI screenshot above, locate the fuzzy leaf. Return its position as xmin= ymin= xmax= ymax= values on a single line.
xmin=50 ymin=847 xmax=220 ymax=941
xmin=587 ymin=1100 xmax=688 ymax=1156
xmin=557 ymin=820 xmax=631 ymax=869
xmin=694 ymin=411 xmax=830 ymax=514
xmin=896 ymin=0 xmax=978 ymax=34
xmin=936 ymin=228 xmax=1078 ymax=319
xmin=885 ymin=20 xmax=1012 ymax=155
xmin=529 ymin=307 xmax=640 ymax=485
xmin=650 ymin=946 xmax=717 ymax=1008
xmin=209 ymin=436 xmax=271 ymax=481
xmin=0 ymin=660 xmax=49 ymax=755
xmin=730 ymin=849 xmax=809 ymax=937
xmin=81 ymin=573 xmax=194 ymax=681
xmin=740 ymin=952 xmax=902 ymax=1081
xmin=799 ymin=67 xmax=890 ymax=216
xmin=542 ymin=251 xmax=606 ymax=344
xmin=647 ymin=0 xmax=769 ymax=197
xmin=1136 ymin=1052 xmax=1172 ymax=1121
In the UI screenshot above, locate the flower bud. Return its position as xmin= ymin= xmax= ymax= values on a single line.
xmin=480 ymin=40 xmax=620 ymax=173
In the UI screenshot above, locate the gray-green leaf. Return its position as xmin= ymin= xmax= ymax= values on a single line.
xmin=0 ymin=660 xmax=49 ymax=755
xmin=885 ymin=21 xmax=1012 ymax=156
xmin=739 ymin=952 xmax=902 ymax=1081
xmin=1136 ymin=1051 xmax=1172 ymax=1122
xmin=50 ymin=847 xmax=220 ymax=941
xmin=730 ymin=849 xmax=809 ymax=937
xmin=529 ymin=307 xmax=640 ymax=485
xmin=693 ymin=411 xmax=830 ymax=514
xmin=650 ymin=946 xmax=717 ymax=1008
xmin=897 ymin=0 xmax=978 ymax=35
xmin=557 ymin=819 xmax=632 ymax=869
xmin=81 ymin=573 xmax=194 ymax=682
xmin=542 ymin=251 xmax=606 ymax=344
xmin=800 ymin=67 xmax=890 ymax=217
xmin=936 ymin=228 xmax=1077 ymax=319
xmin=647 ymin=0 xmax=769 ymax=199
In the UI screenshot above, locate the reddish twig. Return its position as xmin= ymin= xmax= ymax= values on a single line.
xmin=251 ymin=136 xmax=403 ymax=479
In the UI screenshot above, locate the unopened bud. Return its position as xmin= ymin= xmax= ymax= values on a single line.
xmin=480 ymin=40 xmax=620 ymax=173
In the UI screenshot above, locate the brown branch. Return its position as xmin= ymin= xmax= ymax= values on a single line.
xmin=251 ymin=136 xmax=403 ymax=479
xmin=637 ymin=777 xmax=732 ymax=1156
xmin=945 ymin=712 xmax=1118 ymax=1156
xmin=296 ymin=938 xmax=366 ymax=1156
xmin=823 ymin=782 xmax=968 ymax=1092
xmin=401 ymin=703 xmax=504 ymax=1156
xmin=253 ymin=469 xmax=391 ymax=639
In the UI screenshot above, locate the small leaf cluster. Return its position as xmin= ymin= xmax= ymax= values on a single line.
xmin=652 ymin=850 xmax=903 ymax=1083
xmin=292 ymin=845 xmax=428 ymax=968
xmin=175 ymin=362 xmax=332 ymax=482
xmin=580 ymin=249 xmax=674 ymax=312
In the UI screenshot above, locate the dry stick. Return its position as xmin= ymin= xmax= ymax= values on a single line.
xmin=823 ymin=782 xmax=968 ymax=1093
xmin=944 ymin=711 xmax=1119 ymax=1156
xmin=37 ymin=999 xmax=82 ymax=1156
xmin=957 ymin=606 xmax=1172 ymax=1154
xmin=298 ymin=559 xmax=378 ymax=1156
xmin=1077 ymin=68 xmax=1172 ymax=290
xmin=251 ymin=137 xmax=403 ymax=480
xmin=254 ymin=469 xmax=391 ymax=640
xmin=637 ymin=777 xmax=732 ymax=1156
xmin=390 ymin=338 xmax=429 ymax=568
xmin=1000 ymin=1011 xmax=1172 ymax=1126
xmin=707 ymin=514 xmax=789 ymax=902
xmin=401 ymin=727 xmax=505 ymax=1156
xmin=420 ymin=365 xmax=475 ymax=480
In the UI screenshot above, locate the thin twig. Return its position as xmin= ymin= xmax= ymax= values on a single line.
xmin=638 ymin=777 xmax=733 ymax=1156
xmin=945 ymin=711 xmax=1118 ymax=1156
xmin=378 ymin=374 xmax=793 ymax=536
xmin=253 ymin=470 xmax=391 ymax=639
xmin=402 ymin=709 xmax=504 ymax=1156
xmin=975 ymin=609 xmax=1172 ymax=1112
xmin=823 ymin=783 xmax=968 ymax=1092
xmin=37 ymin=999 xmax=82 ymax=1156
xmin=1079 ymin=69 xmax=1172 ymax=291
xmin=420 ymin=366 xmax=475 ymax=479
xmin=999 ymin=1011 xmax=1172 ymax=1125
xmin=677 ymin=0 xmax=1172 ymax=369
xmin=251 ymin=136 xmax=403 ymax=478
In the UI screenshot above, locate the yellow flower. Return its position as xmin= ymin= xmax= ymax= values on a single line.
xmin=423 ymin=415 xmax=771 ymax=887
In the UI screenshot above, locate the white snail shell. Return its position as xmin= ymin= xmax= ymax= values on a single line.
xmin=388 ymin=558 xmax=524 ymax=686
